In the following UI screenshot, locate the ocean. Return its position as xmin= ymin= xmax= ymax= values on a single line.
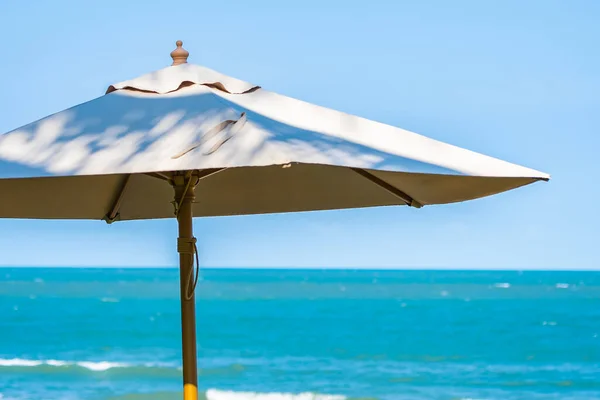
xmin=0 ymin=268 xmax=599 ymax=400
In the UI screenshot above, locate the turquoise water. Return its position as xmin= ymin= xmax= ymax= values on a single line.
xmin=0 ymin=268 xmax=599 ymax=400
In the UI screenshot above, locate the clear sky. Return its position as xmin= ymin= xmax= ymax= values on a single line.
xmin=0 ymin=0 xmax=598 ymax=269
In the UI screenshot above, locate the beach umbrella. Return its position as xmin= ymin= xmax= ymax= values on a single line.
xmin=0 ymin=41 xmax=549 ymax=399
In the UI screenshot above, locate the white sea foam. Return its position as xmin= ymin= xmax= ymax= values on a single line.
xmin=0 ymin=358 xmax=181 ymax=372
xmin=100 ymin=297 xmax=120 ymax=303
xmin=76 ymin=361 xmax=127 ymax=371
xmin=0 ymin=358 xmax=42 ymax=367
xmin=0 ymin=358 xmax=128 ymax=371
xmin=494 ymin=283 xmax=510 ymax=288
xmin=206 ymin=389 xmax=346 ymax=400
xmin=46 ymin=360 xmax=68 ymax=366
xmin=556 ymin=283 xmax=569 ymax=289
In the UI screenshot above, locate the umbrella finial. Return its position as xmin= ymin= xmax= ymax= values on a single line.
xmin=171 ymin=40 xmax=189 ymax=66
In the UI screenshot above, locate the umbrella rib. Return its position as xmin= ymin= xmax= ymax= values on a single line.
xmin=145 ymin=171 xmax=173 ymax=182
xmin=144 ymin=168 xmax=226 ymax=184
xmin=195 ymin=168 xmax=227 ymax=181
xmin=103 ymin=174 xmax=132 ymax=224
xmin=351 ymin=168 xmax=423 ymax=208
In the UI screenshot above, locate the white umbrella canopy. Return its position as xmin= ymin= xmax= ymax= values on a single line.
xmin=0 ymin=41 xmax=549 ymax=400
xmin=0 ymin=41 xmax=548 ymax=222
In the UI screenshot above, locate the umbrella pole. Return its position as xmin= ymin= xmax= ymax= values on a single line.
xmin=174 ymin=174 xmax=199 ymax=400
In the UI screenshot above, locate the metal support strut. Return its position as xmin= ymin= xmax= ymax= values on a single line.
xmin=173 ymin=173 xmax=199 ymax=400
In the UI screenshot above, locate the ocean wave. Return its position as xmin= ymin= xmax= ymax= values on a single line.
xmin=0 ymin=358 xmax=269 ymax=379
xmin=4 ymin=357 xmax=597 ymax=377
xmin=100 ymin=297 xmax=120 ymax=303
xmin=0 ymin=358 xmax=175 ymax=373
xmin=0 ymin=358 xmax=130 ymax=370
xmin=206 ymin=389 xmax=346 ymax=400
xmin=107 ymin=390 xmax=353 ymax=400
xmin=493 ymin=283 xmax=511 ymax=289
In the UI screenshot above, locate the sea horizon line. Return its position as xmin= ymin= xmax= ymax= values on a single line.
xmin=0 ymin=265 xmax=598 ymax=272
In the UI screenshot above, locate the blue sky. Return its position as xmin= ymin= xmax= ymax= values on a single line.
xmin=0 ymin=0 xmax=598 ymax=269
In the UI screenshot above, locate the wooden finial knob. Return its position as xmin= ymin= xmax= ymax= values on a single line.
xmin=170 ymin=40 xmax=189 ymax=66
